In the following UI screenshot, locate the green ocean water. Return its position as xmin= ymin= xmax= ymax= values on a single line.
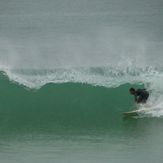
xmin=0 ymin=72 xmax=163 ymax=163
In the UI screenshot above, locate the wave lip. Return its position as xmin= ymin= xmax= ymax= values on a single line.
xmin=0 ymin=66 xmax=162 ymax=89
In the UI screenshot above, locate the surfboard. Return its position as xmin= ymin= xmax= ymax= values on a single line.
xmin=123 ymin=110 xmax=139 ymax=116
xmin=123 ymin=108 xmax=150 ymax=117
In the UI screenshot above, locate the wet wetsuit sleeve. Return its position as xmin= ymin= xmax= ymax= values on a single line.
xmin=135 ymin=89 xmax=149 ymax=103
xmin=134 ymin=95 xmax=138 ymax=102
xmin=137 ymin=96 xmax=143 ymax=103
xmin=134 ymin=89 xmax=142 ymax=103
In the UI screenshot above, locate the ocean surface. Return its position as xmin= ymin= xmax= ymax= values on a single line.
xmin=0 ymin=0 xmax=163 ymax=163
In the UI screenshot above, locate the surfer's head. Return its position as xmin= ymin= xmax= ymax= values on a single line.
xmin=129 ymin=88 xmax=136 ymax=95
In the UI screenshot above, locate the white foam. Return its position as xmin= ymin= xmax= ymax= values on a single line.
xmin=0 ymin=66 xmax=162 ymax=89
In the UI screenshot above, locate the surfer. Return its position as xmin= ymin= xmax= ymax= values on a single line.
xmin=129 ymin=88 xmax=149 ymax=104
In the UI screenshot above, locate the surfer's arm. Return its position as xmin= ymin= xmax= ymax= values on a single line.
xmin=134 ymin=95 xmax=138 ymax=102
xmin=136 ymin=96 xmax=144 ymax=103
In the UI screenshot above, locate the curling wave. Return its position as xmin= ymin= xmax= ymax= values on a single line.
xmin=0 ymin=65 xmax=163 ymax=118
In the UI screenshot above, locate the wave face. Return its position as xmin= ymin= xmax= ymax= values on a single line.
xmin=0 ymin=72 xmax=131 ymax=133
xmin=0 ymin=66 xmax=163 ymax=125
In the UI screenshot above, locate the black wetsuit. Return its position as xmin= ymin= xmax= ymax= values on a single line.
xmin=134 ymin=89 xmax=149 ymax=103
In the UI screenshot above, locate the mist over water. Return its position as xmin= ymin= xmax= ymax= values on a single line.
xmin=0 ymin=0 xmax=163 ymax=69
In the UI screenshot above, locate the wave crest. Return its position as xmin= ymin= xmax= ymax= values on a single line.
xmin=0 ymin=66 xmax=162 ymax=89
